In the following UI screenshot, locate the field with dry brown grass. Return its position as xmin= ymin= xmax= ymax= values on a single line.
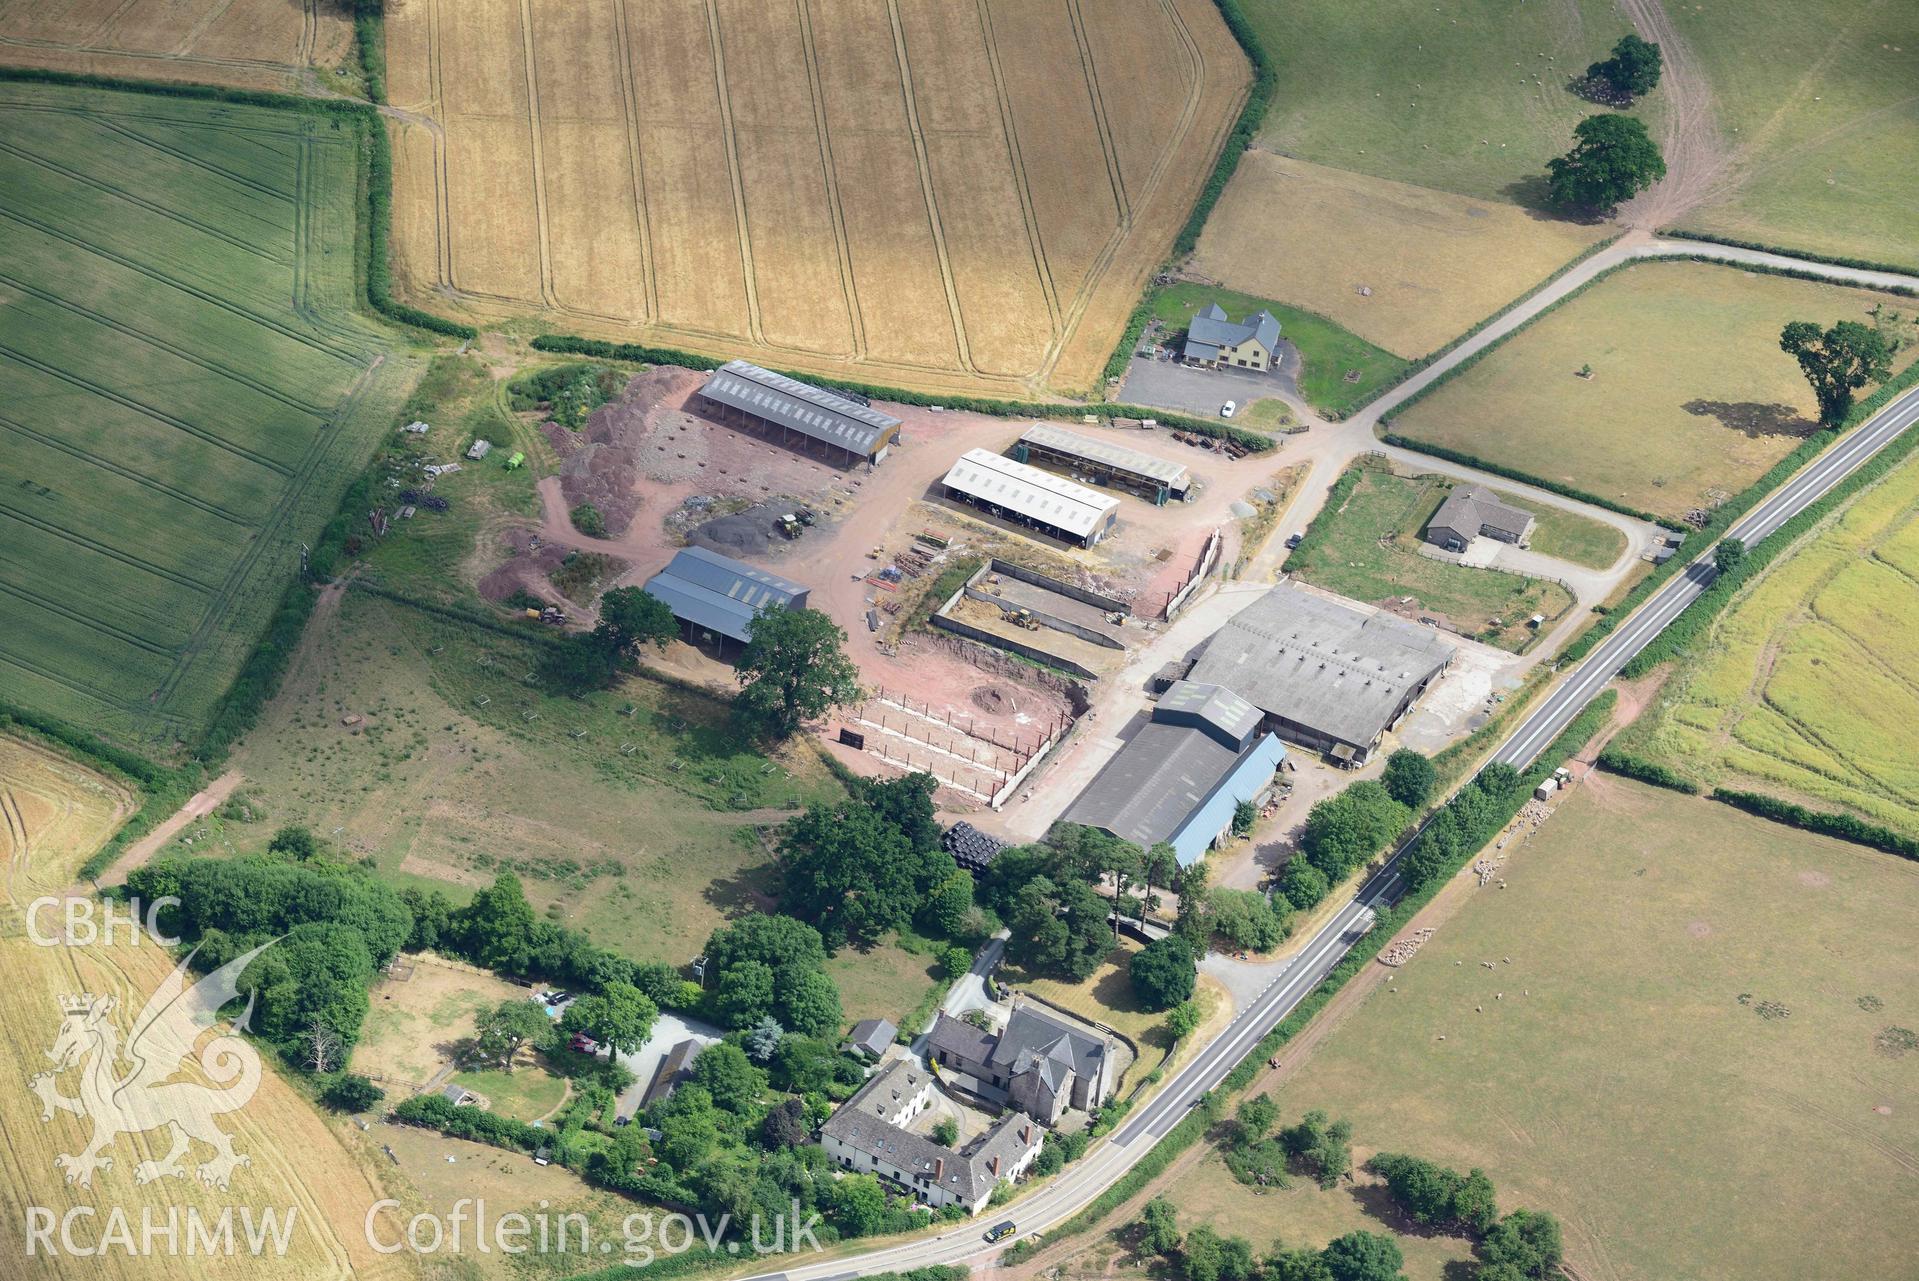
xmin=1192 ymin=152 xmax=1614 ymax=359
xmin=381 ymin=0 xmax=1249 ymax=396
xmin=0 ymin=735 xmax=414 ymax=1280
xmin=0 ymin=0 xmax=351 ymax=91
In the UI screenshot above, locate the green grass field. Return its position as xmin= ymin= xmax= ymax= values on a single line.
xmin=1673 ymin=0 xmax=1919 ymax=269
xmin=1623 ymin=448 xmax=1919 ymax=836
xmin=1389 ymin=261 xmax=1919 ymax=519
xmin=450 ymin=1065 xmax=569 ymax=1126
xmin=1503 ymin=492 xmax=1626 ymax=570
xmin=1270 ymin=778 xmax=1919 ymax=1281
xmin=0 ymin=81 xmax=418 ymax=750
xmin=1286 ymin=463 xmax=1576 ymax=651
xmin=229 ymin=587 xmax=844 ymax=970
xmin=1141 ymin=283 xmax=1409 ymax=417
xmin=1243 ymin=0 xmax=1635 ymax=204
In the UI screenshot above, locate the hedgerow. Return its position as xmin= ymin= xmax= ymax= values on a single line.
xmin=1711 ymin=790 xmax=1919 ymax=861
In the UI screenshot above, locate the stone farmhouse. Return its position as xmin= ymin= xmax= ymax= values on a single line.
xmin=926 ymin=1005 xmax=1118 ymax=1126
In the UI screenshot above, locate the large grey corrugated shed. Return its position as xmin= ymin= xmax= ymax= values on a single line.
xmin=941 ymin=448 xmax=1119 ymax=541
xmin=1018 ymin=423 xmax=1191 ymax=490
xmin=1154 ymin=680 xmax=1262 ymax=747
xmin=641 ymin=546 xmax=808 ymax=643
xmin=1187 ymin=583 xmax=1453 ymax=750
xmin=698 ymin=360 xmax=900 ymax=457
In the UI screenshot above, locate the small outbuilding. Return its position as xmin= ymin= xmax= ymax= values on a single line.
xmin=842 ymin=1018 xmax=898 ymax=1060
xmin=1424 ymin=485 xmax=1535 ymax=552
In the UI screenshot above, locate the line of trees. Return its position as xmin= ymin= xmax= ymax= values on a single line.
xmin=1370 ymin=1153 xmax=1564 ymax=1280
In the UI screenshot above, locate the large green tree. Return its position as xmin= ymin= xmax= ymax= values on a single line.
xmin=1586 ymin=33 xmax=1662 ymax=98
xmin=1381 ymin=750 xmax=1436 ymax=810
xmin=596 ymin=586 xmax=679 ymax=655
xmin=1779 ymin=319 xmax=1896 ymax=426
xmin=472 ymin=998 xmax=552 ymax=1072
xmin=1478 ymin=1210 xmax=1564 ymax=1278
xmin=704 ymin=913 xmax=843 ymax=1036
xmin=1545 ymin=114 xmax=1666 ymax=214
xmin=1130 ymin=934 xmax=1197 ymax=1011
xmin=735 ymin=606 xmax=861 ymax=739
xmin=1319 ymin=1231 xmax=1405 ymax=1281
xmin=562 ymin=980 xmax=658 ymax=1055
xmin=779 ymin=774 xmax=957 ymax=947
xmin=1301 ymin=782 xmax=1409 ymax=883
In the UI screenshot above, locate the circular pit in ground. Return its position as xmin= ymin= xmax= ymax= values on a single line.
xmin=970 ymin=685 xmax=1018 ymax=715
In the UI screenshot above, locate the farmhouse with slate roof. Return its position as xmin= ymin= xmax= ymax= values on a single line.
xmin=926 ymin=1004 xmax=1117 ymax=1126
xmin=819 ymin=1060 xmax=1043 ymax=1214
xmin=1182 ymin=303 xmax=1281 ymax=370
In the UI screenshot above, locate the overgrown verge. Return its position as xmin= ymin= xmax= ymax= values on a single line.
xmin=1664 ymin=230 xmax=1919 ymax=289
xmin=526 ymin=335 xmax=1275 ymax=451
xmin=1004 ymin=695 xmax=1616 ymax=1265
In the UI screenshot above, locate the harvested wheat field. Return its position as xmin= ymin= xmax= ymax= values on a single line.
xmin=0 ymin=735 xmax=414 ymax=1279
xmin=0 ymin=0 xmax=351 ymax=92
xmin=381 ymin=0 xmax=1249 ymax=396
xmin=1192 ymin=152 xmax=1613 ymax=358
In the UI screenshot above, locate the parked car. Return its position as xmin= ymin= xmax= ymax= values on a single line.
xmin=1219 ymin=400 xmax=1237 ymax=418
xmin=1284 ymin=531 xmax=1304 ymax=549
xmin=984 ymin=1221 xmax=1017 ymax=1244
xmin=570 ymin=1033 xmax=601 ymax=1054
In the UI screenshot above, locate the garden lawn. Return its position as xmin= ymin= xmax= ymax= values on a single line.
xmin=1286 ymin=463 xmax=1575 ymax=651
xmin=1143 ymin=283 xmax=1409 ymax=417
xmin=1271 ymin=778 xmax=1919 ymax=1281
xmin=1388 ymin=261 xmax=1919 ymax=520
xmin=449 ymin=1065 xmax=569 ymax=1126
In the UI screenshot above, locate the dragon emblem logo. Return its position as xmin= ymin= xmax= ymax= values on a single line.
xmin=28 ymin=942 xmax=273 ymax=1191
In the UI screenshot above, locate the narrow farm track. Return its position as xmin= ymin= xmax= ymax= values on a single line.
xmin=515 ymin=0 xmax=561 ymax=311
xmin=1614 ymin=0 xmax=1734 ymax=228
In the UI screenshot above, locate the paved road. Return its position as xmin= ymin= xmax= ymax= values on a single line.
xmin=738 ymin=380 xmax=1919 ymax=1281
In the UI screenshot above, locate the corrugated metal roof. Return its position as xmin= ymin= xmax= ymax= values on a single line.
xmin=1156 ymin=680 xmax=1261 ymax=745
xmin=641 ymin=546 xmax=808 ymax=643
xmin=1019 ymin=423 xmax=1191 ymax=489
xmin=941 ymin=449 xmax=1119 ymax=539
xmin=1062 ymin=716 xmax=1284 ymax=866
xmin=1187 ymin=583 xmax=1453 ymax=750
xmin=698 ymin=359 xmax=900 ymax=456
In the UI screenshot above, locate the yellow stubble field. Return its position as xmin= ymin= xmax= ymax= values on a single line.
xmin=0 ymin=0 xmax=351 ymax=91
xmin=381 ymin=0 xmax=1249 ymax=396
xmin=0 ymin=736 xmax=414 ymax=1280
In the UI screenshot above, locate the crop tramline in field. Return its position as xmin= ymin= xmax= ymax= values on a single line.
xmin=0 ymin=81 xmax=417 ymax=751
xmin=382 ymin=0 xmax=1248 ymax=395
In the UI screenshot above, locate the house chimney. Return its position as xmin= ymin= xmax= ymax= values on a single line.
xmin=933 ymin=1157 xmax=944 ymax=1180
xmin=989 ymin=1155 xmax=1001 ymax=1176
xmin=1020 ymin=1124 xmax=1032 ymax=1144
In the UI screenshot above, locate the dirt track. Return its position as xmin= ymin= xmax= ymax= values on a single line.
xmin=1614 ymin=0 xmax=1736 ymax=229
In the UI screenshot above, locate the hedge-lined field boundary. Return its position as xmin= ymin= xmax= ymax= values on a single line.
xmin=1593 ymin=749 xmax=1698 ymax=794
xmin=1004 ymin=693 xmax=1617 ymax=1266
xmin=526 ymin=334 xmax=1277 ymax=451
xmin=1664 ymin=229 xmax=1919 ymax=287
xmin=1097 ymin=0 xmax=1273 ymax=385
xmin=1617 ymin=366 xmax=1919 ymax=678
xmin=1710 ymin=789 xmax=1918 ymax=861
xmin=1378 ymin=433 xmax=1668 ymax=526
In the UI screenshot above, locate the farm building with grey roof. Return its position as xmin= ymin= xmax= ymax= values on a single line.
xmin=640 ymin=546 xmax=808 ymax=646
xmin=1423 ymin=485 xmax=1536 ymax=551
xmin=696 ymin=360 xmax=901 ymax=465
xmin=1186 ymin=583 xmax=1454 ymax=764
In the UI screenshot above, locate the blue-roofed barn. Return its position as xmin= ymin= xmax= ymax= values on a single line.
xmin=1060 ymin=680 xmax=1286 ymax=866
xmin=640 ymin=547 xmax=809 ymax=649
